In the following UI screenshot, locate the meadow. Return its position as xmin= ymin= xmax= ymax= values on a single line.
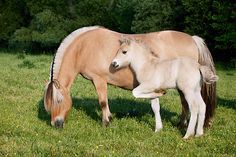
xmin=0 ymin=52 xmax=235 ymax=156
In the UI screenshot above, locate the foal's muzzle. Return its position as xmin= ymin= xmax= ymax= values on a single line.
xmin=111 ymin=61 xmax=119 ymax=69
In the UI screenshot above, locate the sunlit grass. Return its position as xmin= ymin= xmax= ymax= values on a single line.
xmin=0 ymin=53 xmax=235 ymax=156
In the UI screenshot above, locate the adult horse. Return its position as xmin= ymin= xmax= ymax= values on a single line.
xmin=44 ymin=26 xmax=216 ymax=128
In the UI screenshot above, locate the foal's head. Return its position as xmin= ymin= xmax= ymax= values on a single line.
xmin=44 ymin=80 xmax=72 ymax=128
xmin=111 ymin=36 xmax=145 ymax=69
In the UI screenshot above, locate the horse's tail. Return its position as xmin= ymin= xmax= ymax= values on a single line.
xmin=44 ymin=80 xmax=64 ymax=112
xmin=192 ymin=35 xmax=217 ymax=127
xmin=200 ymin=65 xmax=219 ymax=84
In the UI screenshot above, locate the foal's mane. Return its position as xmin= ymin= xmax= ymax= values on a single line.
xmin=50 ymin=26 xmax=100 ymax=81
xmin=120 ymin=36 xmax=159 ymax=58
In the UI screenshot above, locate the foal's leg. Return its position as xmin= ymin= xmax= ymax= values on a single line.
xmin=93 ymin=77 xmax=112 ymax=126
xmin=177 ymin=90 xmax=189 ymax=128
xmin=132 ymin=83 xmax=164 ymax=99
xmin=151 ymin=98 xmax=163 ymax=132
xmin=183 ymin=91 xmax=199 ymax=139
xmin=195 ymin=92 xmax=206 ymax=137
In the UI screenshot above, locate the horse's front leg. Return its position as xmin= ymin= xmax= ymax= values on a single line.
xmin=151 ymin=98 xmax=163 ymax=132
xmin=92 ymin=76 xmax=112 ymax=126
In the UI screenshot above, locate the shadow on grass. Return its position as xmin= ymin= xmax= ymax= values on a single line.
xmin=37 ymin=97 xmax=178 ymax=130
xmin=217 ymin=97 xmax=236 ymax=110
xmin=37 ymin=99 xmax=51 ymax=126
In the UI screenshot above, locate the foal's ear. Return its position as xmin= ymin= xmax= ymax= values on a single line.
xmin=120 ymin=35 xmax=131 ymax=45
xmin=135 ymin=39 xmax=143 ymax=43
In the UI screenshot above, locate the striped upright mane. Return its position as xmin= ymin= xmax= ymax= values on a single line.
xmin=50 ymin=26 xmax=100 ymax=81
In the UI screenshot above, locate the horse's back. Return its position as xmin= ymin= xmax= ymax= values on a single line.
xmin=144 ymin=30 xmax=198 ymax=60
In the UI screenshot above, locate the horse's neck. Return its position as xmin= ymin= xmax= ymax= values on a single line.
xmin=54 ymin=46 xmax=78 ymax=90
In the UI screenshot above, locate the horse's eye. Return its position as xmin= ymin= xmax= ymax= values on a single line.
xmin=122 ymin=51 xmax=127 ymax=54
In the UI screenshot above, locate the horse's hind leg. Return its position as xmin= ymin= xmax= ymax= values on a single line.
xmin=93 ymin=77 xmax=112 ymax=126
xmin=178 ymin=90 xmax=189 ymax=128
xmin=195 ymin=92 xmax=206 ymax=137
xmin=183 ymin=91 xmax=198 ymax=139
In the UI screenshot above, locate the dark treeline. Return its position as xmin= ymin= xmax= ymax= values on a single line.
xmin=0 ymin=0 xmax=235 ymax=60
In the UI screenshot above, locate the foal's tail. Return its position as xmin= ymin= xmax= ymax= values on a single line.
xmin=200 ymin=66 xmax=219 ymax=84
xmin=192 ymin=35 xmax=217 ymax=127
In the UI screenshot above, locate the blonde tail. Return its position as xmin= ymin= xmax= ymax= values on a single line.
xmin=200 ymin=66 xmax=219 ymax=84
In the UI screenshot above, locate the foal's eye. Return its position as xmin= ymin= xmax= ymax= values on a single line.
xmin=122 ymin=51 xmax=127 ymax=54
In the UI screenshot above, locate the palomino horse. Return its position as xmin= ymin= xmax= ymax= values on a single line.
xmin=44 ymin=26 xmax=216 ymax=128
xmin=111 ymin=37 xmax=218 ymax=138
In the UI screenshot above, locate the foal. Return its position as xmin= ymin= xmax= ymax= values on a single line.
xmin=111 ymin=37 xmax=218 ymax=139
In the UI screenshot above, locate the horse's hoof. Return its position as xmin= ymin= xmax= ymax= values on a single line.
xmin=177 ymin=120 xmax=188 ymax=129
xmin=102 ymin=120 xmax=110 ymax=127
xmin=108 ymin=115 xmax=113 ymax=122
xmin=204 ymin=119 xmax=213 ymax=128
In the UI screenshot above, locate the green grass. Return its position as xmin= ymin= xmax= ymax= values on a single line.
xmin=0 ymin=52 xmax=235 ymax=156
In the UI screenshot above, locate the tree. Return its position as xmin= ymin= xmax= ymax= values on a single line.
xmin=131 ymin=0 xmax=177 ymax=33
xmin=211 ymin=1 xmax=236 ymax=54
xmin=0 ymin=0 xmax=27 ymax=46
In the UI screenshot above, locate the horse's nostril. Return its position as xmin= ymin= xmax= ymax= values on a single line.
xmin=54 ymin=119 xmax=64 ymax=128
xmin=111 ymin=61 xmax=119 ymax=68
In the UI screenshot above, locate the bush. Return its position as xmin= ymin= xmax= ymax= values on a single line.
xmin=10 ymin=10 xmax=68 ymax=51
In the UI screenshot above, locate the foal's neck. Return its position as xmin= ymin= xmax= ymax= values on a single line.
xmin=130 ymin=47 xmax=154 ymax=80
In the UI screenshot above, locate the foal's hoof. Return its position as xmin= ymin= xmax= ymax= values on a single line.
xmin=183 ymin=133 xmax=194 ymax=140
xmin=154 ymin=128 xmax=162 ymax=133
xmin=154 ymin=89 xmax=167 ymax=96
xmin=195 ymin=133 xmax=203 ymax=137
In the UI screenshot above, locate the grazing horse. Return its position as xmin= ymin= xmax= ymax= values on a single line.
xmin=44 ymin=26 xmax=216 ymax=128
xmin=111 ymin=37 xmax=218 ymax=138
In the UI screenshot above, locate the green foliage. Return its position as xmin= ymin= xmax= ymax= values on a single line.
xmin=109 ymin=0 xmax=137 ymax=33
xmin=0 ymin=0 xmax=26 ymax=45
xmin=0 ymin=0 xmax=234 ymax=57
xmin=211 ymin=1 xmax=236 ymax=52
xmin=181 ymin=0 xmax=213 ymax=37
xmin=131 ymin=0 xmax=176 ymax=33
xmin=30 ymin=10 xmax=68 ymax=46
xmin=0 ymin=53 xmax=236 ymax=156
xmin=9 ymin=10 xmax=68 ymax=50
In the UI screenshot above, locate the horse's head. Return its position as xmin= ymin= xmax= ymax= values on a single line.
xmin=44 ymin=80 xmax=72 ymax=128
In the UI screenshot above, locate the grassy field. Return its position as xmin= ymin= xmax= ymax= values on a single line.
xmin=0 ymin=52 xmax=235 ymax=156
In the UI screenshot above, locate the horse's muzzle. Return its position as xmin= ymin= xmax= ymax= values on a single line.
xmin=111 ymin=61 xmax=119 ymax=69
xmin=54 ymin=119 xmax=64 ymax=128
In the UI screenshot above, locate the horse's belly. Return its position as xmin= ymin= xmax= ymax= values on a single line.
xmin=107 ymin=67 xmax=138 ymax=90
